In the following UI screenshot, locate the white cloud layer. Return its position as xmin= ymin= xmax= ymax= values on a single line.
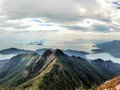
xmin=0 ymin=0 xmax=120 ymax=33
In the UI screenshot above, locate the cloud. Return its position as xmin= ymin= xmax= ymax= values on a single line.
xmin=1 ymin=0 xmax=80 ymax=22
xmin=0 ymin=0 xmax=119 ymax=33
xmin=0 ymin=17 xmax=66 ymax=31
xmin=64 ymin=25 xmax=88 ymax=31
xmin=32 ymin=19 xmax=44 ymax=23
xmin=93 ymin=25 xmax=110 ymax=32
xmin=105 ymin=0 xmax=120 ymax=9
xmin=1 ymin=0 xmax=103 ymax=23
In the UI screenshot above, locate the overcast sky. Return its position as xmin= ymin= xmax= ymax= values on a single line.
xmin=0 ymin=0 xmax=120 ymax=33
xmin=0 ymin=0 xmax=120 ymax=51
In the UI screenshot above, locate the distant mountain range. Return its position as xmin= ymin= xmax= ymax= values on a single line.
xmin=62 ymin=49 xmax=89 ymax=58
xmin=26 ymin=41 xmax=43 ymax=45
xmin=92 ymin=40 xmax=120 ymax=58
xmin=0 ymin=48 xmax=34 ymax=55
xmin=0 ymin=49 xmax=120 ymax=90
xmin=0 ymin=48 xmax=89 ymax=59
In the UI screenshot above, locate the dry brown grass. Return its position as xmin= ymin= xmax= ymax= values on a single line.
xmin=97 ymin=76 xmax=120 ymax=90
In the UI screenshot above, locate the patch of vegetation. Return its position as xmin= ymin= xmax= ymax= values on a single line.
xmin=0 ymin=86 xmax=5 ymax=90
xmin=97 ymin=76 xmax=120 ymax=90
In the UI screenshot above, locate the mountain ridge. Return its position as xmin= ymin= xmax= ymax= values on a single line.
xmin=16 ymin=49 xmax=105 ymax=90
xmin=0 ymin=49 xmax=119 ymax=90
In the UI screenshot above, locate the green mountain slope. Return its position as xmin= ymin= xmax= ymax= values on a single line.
xmin=0 ymin=49 xmax=120 ymax=90
xmin=16 ymin=49 xmax=105 ymax=90
xmin=0 ymin=53 xmax=39 ymax=88
xmin=90 ymin=59 xmax=120 ymax=79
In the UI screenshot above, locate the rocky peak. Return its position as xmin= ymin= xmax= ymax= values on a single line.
xmin=53 ymin=49 xmax=64 ymax=56
xmin=42 ymin=49 xmax=52 ymax=57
